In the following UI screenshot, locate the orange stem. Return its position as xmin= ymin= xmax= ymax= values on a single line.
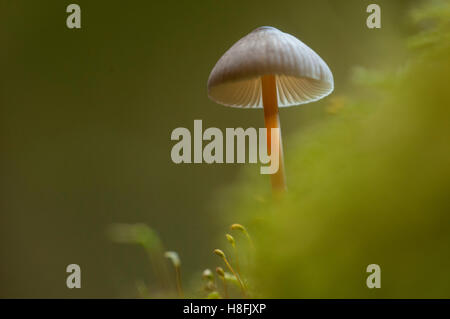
xmin=261 ymin=75 xmax=286 ymax=192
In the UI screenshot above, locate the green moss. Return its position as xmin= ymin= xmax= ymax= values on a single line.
xmin=220 ymin=0 xmax=450 ymax=298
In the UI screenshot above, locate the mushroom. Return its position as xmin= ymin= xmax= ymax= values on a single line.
xmin=207 ymin=26 xmax=334 ymax=192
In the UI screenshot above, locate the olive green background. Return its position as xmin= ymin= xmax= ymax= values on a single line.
xmin=1 ymin=0 xmax=412 ymax=297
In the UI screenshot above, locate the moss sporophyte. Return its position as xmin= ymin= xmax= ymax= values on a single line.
xmin=110 ymin=223 xmax=253 ymax=298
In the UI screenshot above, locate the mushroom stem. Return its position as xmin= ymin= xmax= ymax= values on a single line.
xmin=261 ymin=74 xmax=286 ymax=192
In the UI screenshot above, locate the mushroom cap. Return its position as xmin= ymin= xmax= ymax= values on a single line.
xmin=207 ymin=26 xmax=334 ymax=108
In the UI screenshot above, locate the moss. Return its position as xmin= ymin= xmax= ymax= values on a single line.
xmin=219 ymin=0 xmax=450 ymax=298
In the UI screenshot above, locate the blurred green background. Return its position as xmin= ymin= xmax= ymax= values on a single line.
xmin=1 ymin=0 xmax=446 ymax=298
